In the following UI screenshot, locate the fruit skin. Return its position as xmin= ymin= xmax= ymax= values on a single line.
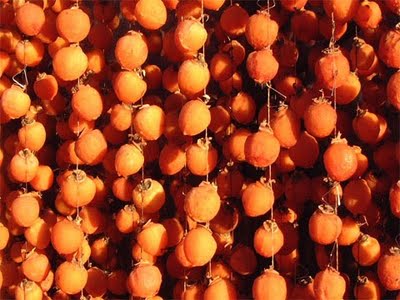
xmin=309 ymin=205 xmax=343 ymax=245
xmin=245 ymin=130 xmax=280 ymax=168
xmin=304 ymin=100 xmax=337 ymax=138
xmin=15 ymin=3 xmax=45 ymax=36
xmin=314 ymin=267 xmax=346 ymax=300
xmin=55 ymin=261 xmax=88 ymax=295
xmin=323 ymin=139 xmax=357 ymax=182
xmin=252 ymin=268 xmax=287 ymax=300
xmin=352 ymin=234 xmax=381 ymax=266
xmin=127 ymin=264 xmax=162 ymax=298
xmin=390 ymin=181 xmax=400 ymax=218
xmin=246 ymin=49 xmax=279 ymax=84
xmin=377 ymin=247 xmax=400 ymax=291
xmin=184 ymin=182 xmax=221 ymax=223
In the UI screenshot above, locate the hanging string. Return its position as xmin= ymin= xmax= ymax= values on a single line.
xmin=266 ymin=83 xmax=275 ymax=271
xmin=200 ymin=0 xmax=210 ymax=184
xmin=200 ymin=0 xmax=213 ymax=283
xmin=16 ymin=40 xmax=30 ymax=193
xmin=74 ymin=77 xmax=82 ymax=220
xmin=329 ymin=12 xmax=340 ymax=272
xmin=335 ymin=189 xmax=340 ymax=271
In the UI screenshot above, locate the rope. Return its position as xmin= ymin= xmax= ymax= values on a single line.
xmin=266 ymin=83 xmax=275 ymax=270
xmin=200 ymin=0 xmax=210 ymax=184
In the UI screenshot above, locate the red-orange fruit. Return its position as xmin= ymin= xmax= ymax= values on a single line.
xmin=162 ymin=218 xmax=184 ymax=248
xmin=175 ymin=18 xmax=207 ymax=53
xmin=55 ymin=261 xmax=88 ymax=295
xmin=56 ymin=7 xmax=90 ymax=43
xmin=220 ymin=4 xmax=249 ymax=37
xmin=352 ymin=234 xmax=381 ymax=266
xmin=290 ymin=277 xmax=316 ymax=300
xmin=9 ymin=149 xmax=39 ymax=183
xmin=127 ymin=264 xmax=162 ymax=298
xmin=210 ymin=52 xmax=235 ymax=82
xmin=337 ymin=216 xmax=360 ymax=246
xmin=385 ymin=0 xmax=400 ymax=14
xmin=61 ymin=169 xmax=96 ymax=207
xmin=389 ymin=181 xmax=400 ymax=218
xmin=132 ymin=179 xmax=165 ymax=214
xmin=203 ymin=0 xmax=225 ymax=11
xmin=309 ymin=205 xmax=343 ymax=245
xmin=343 ymin=179 xmax=372 ymax=215
xmin=186 ymin=139 xmax=218 ymax=176
xmin=15 ymin=280 xmax=43 ymax=300
xmin=209 ymin=105 xmax=230 ymax=133
xmin=113 ymin=70 xmax=147 ymax=104
xmin=230 ymin=92 xmax=256 ymax=125
xmin=314 ymin=267 xmax=346 ymax=299
xmin=177 ymin=58 xmax=210 ymax=98
xmin=1 ymin=85 xmax=31 ymax=119
xmin=10 ymin=193 xmax=40 ymax=227
xmin=134 ymin=0 xmax=167 ymax=30
xmin=18 ymin=120 xmax=46 ymax=152
xmin=270 ymin=105 xmax=301 ymax=148
xmin=159 ymin=143 xmax=186 ymax=176
xmin=15 ymin=38 xmax=45 ymax=67
xmin=75 ymin=129 xmax=108 ymax=165
xmin=254 ymin=220 xmax=284 ymax=257
xmin=378 ymin=28 xmax=400 ymax=68
xmin=242 ymin=179 xmax=274 ymax=217
xmin=246 ymin=49 xmax=279 ymax=84
xmin=204 ymin=278 xmax=238 ymax=300
xmin=107 ymin=269 xmax=128 ymax=295
xmin=184 ymin=182 xmax=221 ymax=223
xmin=115 ymin=31 xmax=148 ymax=70
xmin=178 ymin=99 xmax=211 ymax=136
xmin=84 ymin=267 xmax=108 ymax=298
xmin=322 ymin=0 xmax=360 ymax=23
xmin=323 ymin=137 xmax=358 ymax=182
xmin=284 ymin=171 xmax=312 ymax=206
xmin=354 ymin=274 xmax=382 ymax=300
xmin=387 ymin=71 xmax=400 ymax=110
xmin=52 ymin=45 xmax=88 ymax=81
xmin=33 ymin=73 xmax=58 ymax=100
xmin=350 ymin=38 xmax=379 ymax=76
xmin=252 ymin=268 xmax=287 ymax=300
xmin=15 ymin=3 xmax=45 ymax=36
xmin=226 ymin=128 xmax=251 ymax=162
xmin=352 ymin=110 xmax=381 ymax=144
xmin=51 ymin=218 xmax=84 ymax=255
xmin=273 ymin=74 xmax=303 ymax=97
xmin=0 ymin=2 xmax=14 ymax=27
xmin=377 ymin=247 xmax=400 ymax=291
xmin=133 ymin=105 xmax=165 ymax=141
xmin=304 ymin=98 xmax=337 ymax=139
xmin=315 ymin=49 xmax=351 ymax=89
xmin=289 ymin=131 xmax=320 ymax=168
xmin=184 ymin=226 xmax=217 ymax=267
xmin=291 ymin=9 xmax=319 ymax=43
xmin=72 ymin=85 xmax=103 ymax=121
xmin=115 ymin=143 xmax=144 ymax=177
xmin=245 ymin=11 xmax=278 ymax=49
xmin=244 ymin=128 xmax=280 ymax=168
xmin=21 ymin=252 xmax=51 ymax=282
xmin=354 ymin=0 xmax=382 ymax=29
xmin=137 ymin=222 xmax=168 ymax=256
xmin=335 ymin=72 xmax=361 ymax=105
